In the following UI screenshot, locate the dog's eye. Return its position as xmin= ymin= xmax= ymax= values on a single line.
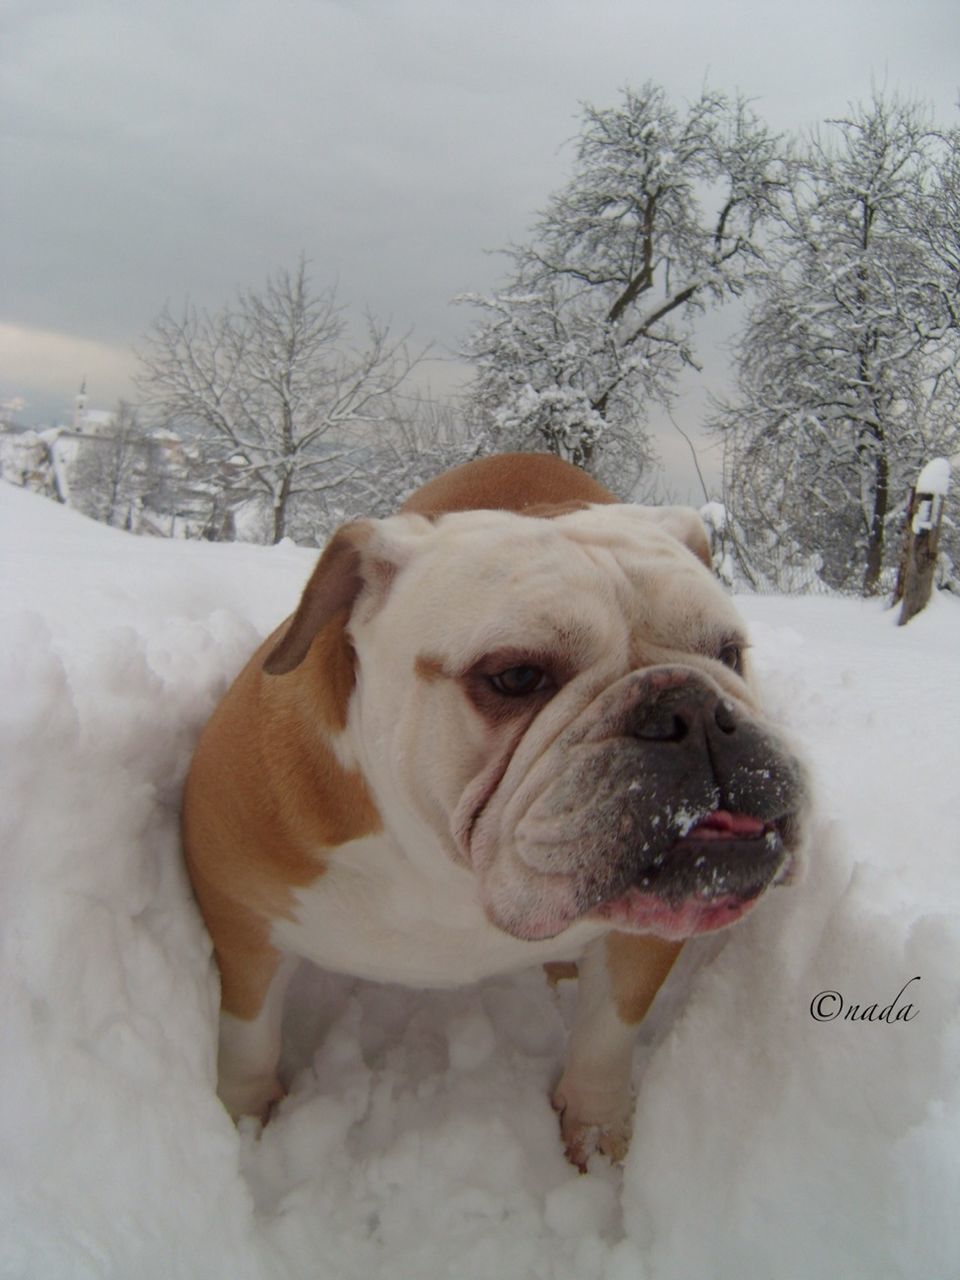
xmin=488 ymin=665 xmax=552 ymax=697
xmin=718 ymin=643 xmax=744 ymax=674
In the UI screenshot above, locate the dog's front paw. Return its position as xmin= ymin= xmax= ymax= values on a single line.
xmin=218 ymin=1070 xmax=285 ymax=1123
xmin=552 ymin=1087 xmax=633 ymax=1171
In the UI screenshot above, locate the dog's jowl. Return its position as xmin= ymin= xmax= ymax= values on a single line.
xmin=182 ymin=452 xmax=809 ymax=1167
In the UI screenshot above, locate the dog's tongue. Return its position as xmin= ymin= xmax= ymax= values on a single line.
xmin=684 ymin=809 xmax=766 ymax=840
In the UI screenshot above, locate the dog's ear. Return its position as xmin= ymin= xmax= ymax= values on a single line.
xmin=633 ymin=506 xmax=713 ymax=570
xmin=263 ymin=515 xmax=430 ymax=675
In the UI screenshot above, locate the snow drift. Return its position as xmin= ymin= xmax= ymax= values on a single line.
xmin=1 ymin=481 xmax=958 ymax=1280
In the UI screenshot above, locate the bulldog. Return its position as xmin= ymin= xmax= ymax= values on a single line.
xmin=182 ymin=452 xmax=808 ymax=1166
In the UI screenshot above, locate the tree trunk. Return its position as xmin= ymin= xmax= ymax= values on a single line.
xmin=272 ymin=500 xmax=286 ymax=544
xmin=861 ymin=437 xmax=889 ymax=597
xmin=272 ymin=470 xmax=294 ymax=543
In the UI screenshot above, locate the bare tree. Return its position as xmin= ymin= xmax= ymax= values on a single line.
xmin=273 ymin=391 xmax=475 ymax=541
xmin=70 ymin=401 xmax=147 ymax=528
xmin=136 ymin=260 xmax=422 ymax=543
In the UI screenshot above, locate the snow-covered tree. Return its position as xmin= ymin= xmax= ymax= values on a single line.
xmin=269 ymin=393 xmax=476 ymax=540
xmin=919 ymin=123 xmax=960 ymax=332
xmin=461 ymin=82 xmax=786 ymax=486
xmin=136 ymin=260 xmax=421 ymax=543
xmin=69 ymin=401 xmax=148 ymax=529
xmin=715 ymin=94 xmax=960 ymax=594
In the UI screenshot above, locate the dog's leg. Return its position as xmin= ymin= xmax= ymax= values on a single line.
xmin=217 ymin=949 xmax=298 ymax=1120
xmin=205 ymin=898 xmax=299 ymax=1120
xmin=218 ymin=953 xmax=298 ymax=1120
xmin=553 ymin=932 xmax=682 ymax=1168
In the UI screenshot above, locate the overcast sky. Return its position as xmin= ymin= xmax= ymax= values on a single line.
xmin=2 ymin=0 xmax=958 ymax=497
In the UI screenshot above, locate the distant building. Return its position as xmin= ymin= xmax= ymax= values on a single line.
xmin=71 ymin=379 xmax=115 ymax=435
xmin=3 ymin=381 xmax=269 ymax=541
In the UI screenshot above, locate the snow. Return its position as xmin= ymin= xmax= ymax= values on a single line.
xmin=915 ymin=457 xmax=951 ymax=497
xmin=2 ymin=480 xmax=959 ymax=1280
xmin=699 ymin=500 xmax=726 ymax=533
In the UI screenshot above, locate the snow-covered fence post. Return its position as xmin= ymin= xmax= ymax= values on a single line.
xmin=894 ymin=458 xmax=951 ymax=626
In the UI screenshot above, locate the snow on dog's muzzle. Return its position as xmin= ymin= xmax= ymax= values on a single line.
xmin=587 ymin=807 xmax=792 ymax=939
xmin=471 ymin=666 xmax=808 ymax=941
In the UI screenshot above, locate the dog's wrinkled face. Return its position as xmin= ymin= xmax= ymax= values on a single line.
xmin=347 ymin=505 xmax=808 ymax=942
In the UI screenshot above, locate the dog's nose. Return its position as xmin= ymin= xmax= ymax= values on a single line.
xmin=629 ymin=678 xmax=736 ymax=745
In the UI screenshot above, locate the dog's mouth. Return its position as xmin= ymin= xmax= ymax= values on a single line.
xmin=587 ymin=809 xmax=791 ymax=940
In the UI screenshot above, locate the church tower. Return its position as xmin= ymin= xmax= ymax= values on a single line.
xmin=73 ymin=378 xmax=87 ymax=432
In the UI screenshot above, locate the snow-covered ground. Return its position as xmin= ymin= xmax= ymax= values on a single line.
xmin=2 ymin=481 xmax=958 ymax=1280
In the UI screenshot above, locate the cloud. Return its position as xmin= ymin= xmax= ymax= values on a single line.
xmin=3 ymin=0 xmax=957 ymax=478
xmin=0 ymin=324 xmax=138 ymax=420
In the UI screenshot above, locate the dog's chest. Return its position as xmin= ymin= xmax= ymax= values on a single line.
xmin=270 ymin=833 xmax=602 ymax=988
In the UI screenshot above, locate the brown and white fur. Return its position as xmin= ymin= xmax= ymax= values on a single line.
xmin=183 ymin=452 xmax=808 ymax=1167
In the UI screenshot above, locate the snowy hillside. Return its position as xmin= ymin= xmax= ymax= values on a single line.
xmin=1 ymin=481 xmax=958 ymax=1280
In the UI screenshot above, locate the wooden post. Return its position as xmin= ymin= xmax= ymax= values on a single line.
xmin=895 ymin=458 xmax=951 ymax=626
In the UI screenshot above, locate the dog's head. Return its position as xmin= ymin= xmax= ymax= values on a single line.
xmin=265 ymin=504 xmax=809 ymax=942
